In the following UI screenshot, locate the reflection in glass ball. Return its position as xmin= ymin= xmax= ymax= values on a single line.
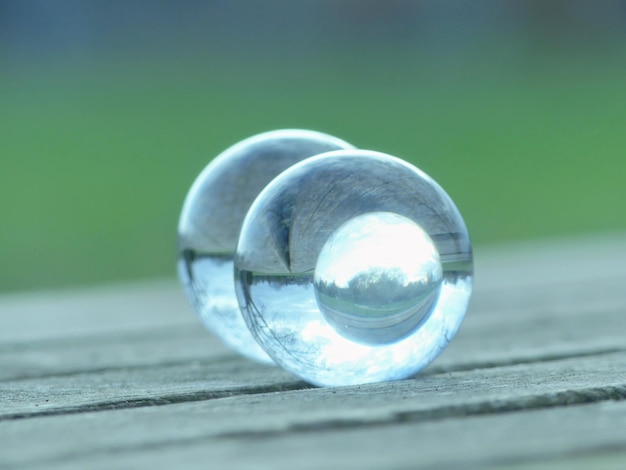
xmin=178 ymin=129 xmax=354 ymax=363
xmin=314 ymin=212 xmax=443 ymax=345
xmin=235 ymin=149 xmax=473 ymax=386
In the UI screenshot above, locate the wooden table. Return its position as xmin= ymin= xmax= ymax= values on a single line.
xmin=1 ymin=235 xmax=625 ymax=469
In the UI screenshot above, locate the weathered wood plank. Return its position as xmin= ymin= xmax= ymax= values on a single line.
xmin=0 ymin=280 xmax=193 ymax=343
xmin=0 ymin=281 xmax=235 ymax=381
xmin=0 ymin=235 xmax=623 ymax=406
xmin=2 ymin=313 xmax=624 ymax=419
xmin=1 ymin=276 xmax=623 ymax=383
xmin=14 ymin=401 xmax=625 ymax=470
xmin=0 ymin=325 xmax=232 ymax=382
xmin=3 ymin=234 xmax=623 ymax=345
xmin=476 ymin=232 xmax=626 ymax=286
xmin=1 ymin=351 xmax=624 ymax=467
xmin=1 ymin=236 xmax=624 ymax=382
xmin=0 ymin=235 xmax=624 ymax=469
xmin=0 ymin=356 xmax=299 ymax=419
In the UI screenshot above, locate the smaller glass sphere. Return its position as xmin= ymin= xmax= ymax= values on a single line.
xmin=178 ymin=129 xmax=354 ymax=363
xmin=314 ymin=212 xmax=443 ymax=345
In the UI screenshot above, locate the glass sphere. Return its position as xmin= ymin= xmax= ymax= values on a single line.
xmin=178 ymin=129 xmax=354 ymax=363
xmin=234 ymin=149 xmax=473 ymax=386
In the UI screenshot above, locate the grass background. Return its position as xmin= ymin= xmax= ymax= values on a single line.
xmin=2 ymin=26 xmax=626 ymax=293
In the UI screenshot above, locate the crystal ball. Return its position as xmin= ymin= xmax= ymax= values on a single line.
xmin=234 ymin=149 xmax=473 ymax=386
xmin=177 ymin=129 xmax=354 ymax=363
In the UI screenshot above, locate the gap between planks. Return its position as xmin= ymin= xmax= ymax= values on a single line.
xmin=2 ymin=350 xmax=626 ymax=426
xmin=1 ymin=355 xmax=626 ymax=469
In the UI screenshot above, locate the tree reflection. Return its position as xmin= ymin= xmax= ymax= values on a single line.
xmin=316 ymin=267 xmax=439 ymax=309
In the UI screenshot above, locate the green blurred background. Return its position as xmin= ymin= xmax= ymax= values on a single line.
xmin=2 ymin=1 xmax=625 ymax=293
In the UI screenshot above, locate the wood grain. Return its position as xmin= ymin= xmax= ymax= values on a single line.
xmin=0 ymin=234 xmax=625 ymax=469
xmin=1 ymin=353 xmax=625 ymax=468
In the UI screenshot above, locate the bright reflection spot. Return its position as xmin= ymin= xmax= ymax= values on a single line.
xmin=314 ymin=212 xmax=443 ymax=345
